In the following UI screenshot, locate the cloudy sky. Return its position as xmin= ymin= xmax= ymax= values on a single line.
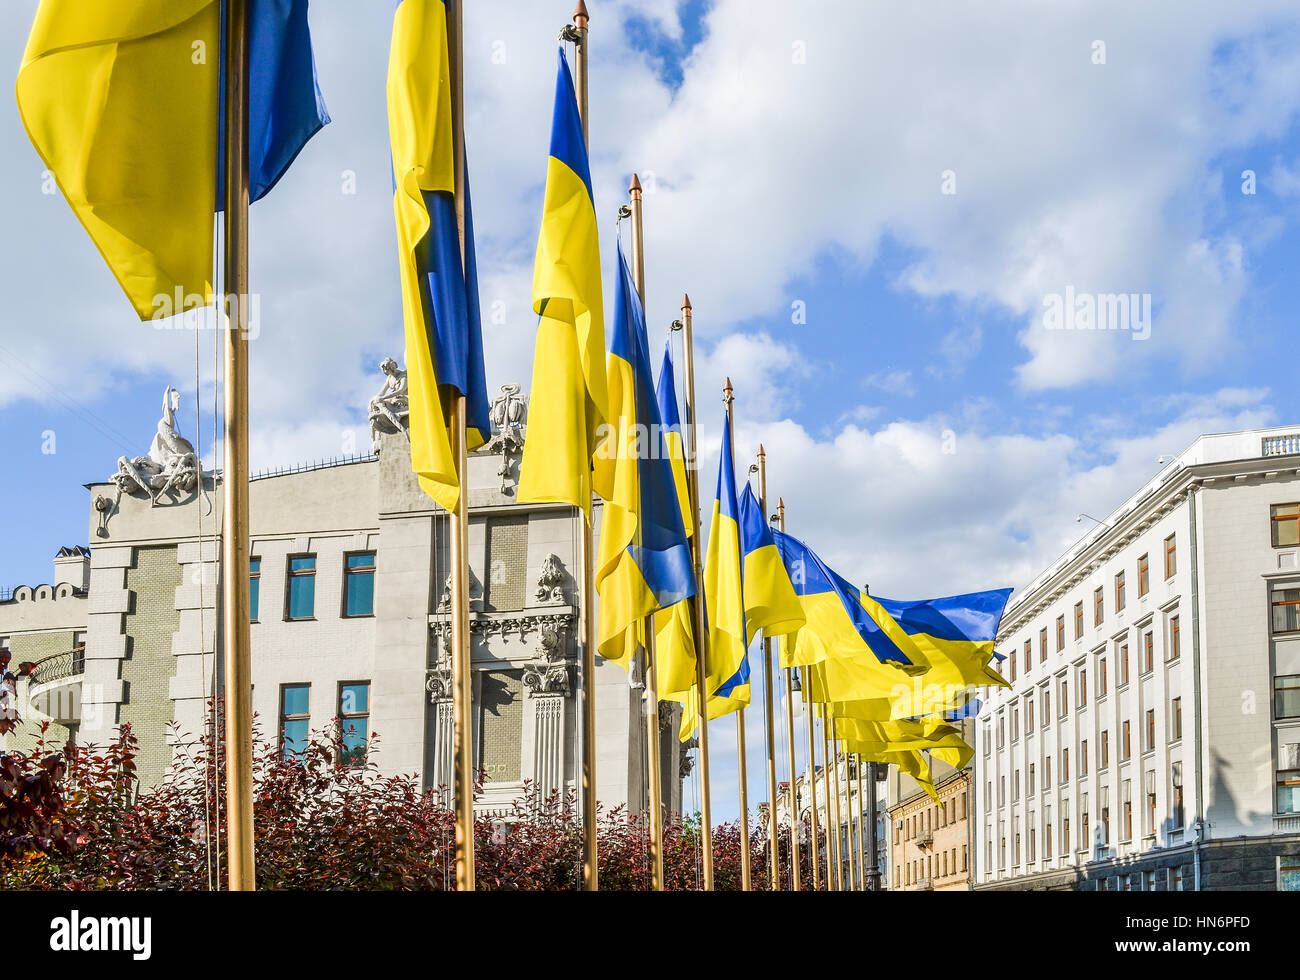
xmin=4 ymin=0 xmax=1300 ymax=820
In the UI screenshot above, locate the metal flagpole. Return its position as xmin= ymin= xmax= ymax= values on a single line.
xmin=857 ymin=755 xmax=870 ymax=889
xmin=755 ymin=446 xmax=780 ymax=889
xmin=221 ymin=0 xmax=255 ymax=893
xmin=723 ymin=378 xmax=752 ymax=891
xmin=627 ymin=173 xmax=664 ymax=891
xmin=848 ymin=751 xmax=860 ymax=889
xmin=446 ymin=0 xmax=476 ymax=892
xmin=562 ymin=0 xmax=599 ymax=894
xmin=776 ymin=498 xmax=800 ymax=890
xmin=672 ymin=296 xmax=714 ymax=890
xmin=865 ymin=761 xmax=881 ymax=890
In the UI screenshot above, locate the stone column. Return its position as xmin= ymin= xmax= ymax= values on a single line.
xmin=426 ymin=664 xmax=454 ymax=806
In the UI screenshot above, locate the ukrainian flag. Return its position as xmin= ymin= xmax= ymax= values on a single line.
xmin=518 ymin=48 xmax=608 ymax=520
xmin=388 ymin=0 xmax=490 ymax=513
xmin=702 ymin=411 xmax=750 ymax=703
xmin=593 ymin=243 xmax=696 ymax=669
xmin=874 ymin=588 xmax=1013 ymax=717
xmin=653 ymin=340 xmax=698 ymax=702
xmin=16 ymin=0 xmax=328 ymax=321
xmin=738 ymin=484 xmax=804 ymax=637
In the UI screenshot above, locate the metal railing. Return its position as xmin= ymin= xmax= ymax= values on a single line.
xmin=1263 ymin=433 xmax=1300 ymax=457
xmin=28 ymin=648 xmax=85 ymax=687
xmin=916 ymin=830 xmax=934 ymax=848
xmin=247 ymin=452 xmax=378 ymax=483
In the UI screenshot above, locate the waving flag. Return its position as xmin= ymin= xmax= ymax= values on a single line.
xmin=702 ymin=411 xmax=750 ymax=714
xmin=16 ymin=0 xmax=329 ymax=320
xmin=593 ymin=243 xmax=696 ymax=669
xmin=388 ymin=0 xmax=490 ymax=512
xmin=518 ymin=48 xmax=608 ymax=519
xmin=738 ymin=484 xmax=804 ymax=637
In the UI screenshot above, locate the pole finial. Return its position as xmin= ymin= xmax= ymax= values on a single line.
xmin=629 ymin=172 xmax=643 ymax=198
xmin=682 ymin=292 xmax=692 ymax=311
xmin=758 ymin=443 xmax=766 ymax=460
xmin=723 ymin=376 xmax=733 ymax=397
xmin=574 ymin=0 xmax=589 ymax=24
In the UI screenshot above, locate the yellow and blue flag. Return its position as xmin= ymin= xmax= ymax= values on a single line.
xmin=16 ymin=0 xmax=329 ymax=320
xmin=388 ymin=0 xmax=490 ymax=513
xmin=702 ymin=411 xmax=749 ymax=711
xmin=738 ymin=484 xmax=804 ymax=637
xmin=593 ymin=243 xmax=696 ymax=668
xmin=518 ymin=48 xmax=608 ymax=520
xmin=656 ymin=341 xmax=693 ymax=537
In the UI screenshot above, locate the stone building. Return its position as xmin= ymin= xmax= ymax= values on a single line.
xmin=887 ymin=765 xmax=973 ymax=891
xmin=0 ymin=371 xmax=683 ymax=820
xmin=974 ymin=426 xmax=1300 ymax=891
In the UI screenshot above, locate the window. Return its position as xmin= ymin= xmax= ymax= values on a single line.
xmin=1062 ymin=809 xmax=1070 ymax=855
xmin=1040 ymin=627 xmax=1048 ymax=662
xmin=1056 ymin=615 xmax=1066 ymax=651
xmin=343 ymin=552 xmax=376 ymax=617
xmin=1101 ymin=787 xmax=1110 ymax=845
xmin=1078 ymin=667 xmax=1088 ymax=708
xmin=1012 ymin=704 xmax=1019 ymax=742
xmin=1094 ymin=587 xmax=1104 ymax=627
xmin=997 ymin=715 xmax=1005 ymax=749
xmin=71 ymin=630 xmax=86 ymax=675
xmin=1277 ymin=675 xmax=1300 ymax=719
xmin=1115 ymin=570 xmax=1126 ymax=612
xmin=1120 ymin=642 xmax=1130 ymax=685
xmin=1045 ymin=807 xmax=1052 ymax=858
xmin=962 ymin=844 xmax=968 ymax=871
xmin=1138 ymin=554 xmax=1150 ymax=597
xmin=1010 ymin=649 xmax=1017 ymax=683
xmin=1101 ymin=730 xmax=1109 ymax=768
xmin=1272 ymin=589 xmax=1300 ymax=635
xmin=1272 ymin=503 xmax=1300 ymax=547
xmin=1145 ymin=770 xmax=1157 ymax=835
xmin=1122 ymin=780 xmax=1132 ymax=842
xmin=1028 ymin=763 xmax=1036 ymax=796
xmin=1122 ymin=720 xmax=1131 ymax=761
xmin=1172 ymin=697 xmax=1183 ymax=739
xmin=280 ymin=684 xmax=310 ymax=760
xmin=1145 ymin=708 xmax=1156 ymax=752
xmin=249 ymin=557 xmax=261 ymax=622
xmin=1171 ymin=762 xmax=1185 ymax=829
xmin=286 ymin=554 xmax=317 ymax=621
xmin=1099 ymin=656 xmax=1108 ymax=697
xmin=1171 ymin=865 xmax=1185 ymax=891
xmin=1168 ymin=615 xmax=1180 ymax=662
xmin=1080 ymin=795 xmax=1089 ymax=850
xmin=985 ymin=781 xmax=992 ymax=813
xmin=1042 ymin=687 xmax=1051 ymax=726
xmin=1024 ymin=639 xmax=1032 ymax=676
xmin=1142 ymin=631 xmax=1154 ymax=674
xmin=1013 ymin=769 xmax=1020 ymax=801
xmin=1080 ymin=739 xmax=1089 ymax=776
xmin=1074 ymin=602 xmax=1084 ymax=639
xmin=1029 ymin=822 xmax=1036 ymax=863
xmin=1026 ymin=696 xmax=1035 ymax=732
xmin=1060 ymin=678 xmax=1069 ymax=717
xmin=338 ymin=682 xmax=370 ymax=766
xmin=1045 ymin=757 xmax=1052 ymax=786
xmin=1062 ymin=747 xmax=1070 ymax=782
xmin=1164 ymin=534 xmax=1177 ymax=579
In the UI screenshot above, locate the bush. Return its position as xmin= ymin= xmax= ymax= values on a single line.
xmin=0 ymin=700 xmax=826 ymax=891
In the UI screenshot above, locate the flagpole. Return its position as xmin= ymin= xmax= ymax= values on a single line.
xmin=220 ymin=0 xmax=255 ymax=893
xmin=847 ymin=747 xmax=859 ymax=889
xmin=563 ymin=0 xmax=599 ymax=894
xmin=755 ymin=446 xmax=780 ymax=889
xmin=628 ymin=173 xmax=665 ymax=891
xmin=857 ymin=753 xmax=869 ymax=888
xmin=722 ymin=377 xmax=752 ymax=891
xmin=673 ymin=295 xmax=714 ymax=890
xmin=446 ymin=0 xmax=476 ymax=892
xmin=776 ymin=498 xmax=800 ymax=890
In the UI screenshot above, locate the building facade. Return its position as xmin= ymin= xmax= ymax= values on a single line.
xmin=888 ymin=766 xmax=973 ymax=891
xmin=0 ymin=372 xmax=683 ymax=820
xmin=974 ymin=426 xmax=1300 ymax=891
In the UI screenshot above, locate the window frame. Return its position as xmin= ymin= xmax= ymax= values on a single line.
xmin=1271 ymin=502 xmax=1300 ymax=549
xmin=1074 ymin=602 xmax=1084 ymax=640
xmin=1275 ymin=674 xmax=1300 ymax=721
xmin=342 ymin=550 xmax=377 ymax=619
xmin=279 ymin=683 xmax=311 ymax=761
xmin=1115 ymin=570 xmax=1126 ymax=612
xmin=1164 ymin=534 xmax=1177 ymax=580
xmin=1094 ymin=587 xmax=1104 ymax=627
xmin=337 ymin=680 xmax=371 ymax=768
xmin=284 ymin=553 xmax=318 ymax=622
xmin=1271 ymin=588 xmax=1300 ymax=636
xmin=1138 ymin=554 xmax=1150 ymax=597
xmin=1056 ymin=615 xmax=1066 ymax=651
xmin=1168 ymin=614 xmax=1181 ymax=662
xmin=249 ymin=556 xmax=261 ymax=623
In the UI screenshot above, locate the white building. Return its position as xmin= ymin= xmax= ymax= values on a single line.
xmin=974 ymin=426 xmax=1300 ymax=891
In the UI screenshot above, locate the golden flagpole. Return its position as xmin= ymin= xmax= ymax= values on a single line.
xmin=776 ymin=498 xmax=800 ymax=890
xmin=445 ymin=0 xmax=476 ymax=892
xmin=221 ymin=0 xmax=255 ymax=893
xmin=723 ymin=378 xmax=752 ymax=891
xmin=755 ymin=446 xmax=780 ymax=889
xmin=856 ymin=753 xmax=869 ymax=887
xmin=627 ymin=173 xmax=665 ymax=891
xmin=673 ymin=295 xmax=714 ymax=889
xmin=562 ymin=0 xmax=599 ymax=894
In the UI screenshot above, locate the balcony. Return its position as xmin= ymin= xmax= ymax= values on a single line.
xmin=916 ymin=830 xmax=934 ymax=849
xmin=915 ymin=878 xmax=933 ymax=891
xmin=1262 ymin=433 xmax=1300 ymax=457
xmin=23 ymin=649 xmax=85 ymax=725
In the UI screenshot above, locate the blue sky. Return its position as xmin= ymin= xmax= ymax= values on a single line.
xmin=5 ymin=0 xmax=1300 ymax=819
